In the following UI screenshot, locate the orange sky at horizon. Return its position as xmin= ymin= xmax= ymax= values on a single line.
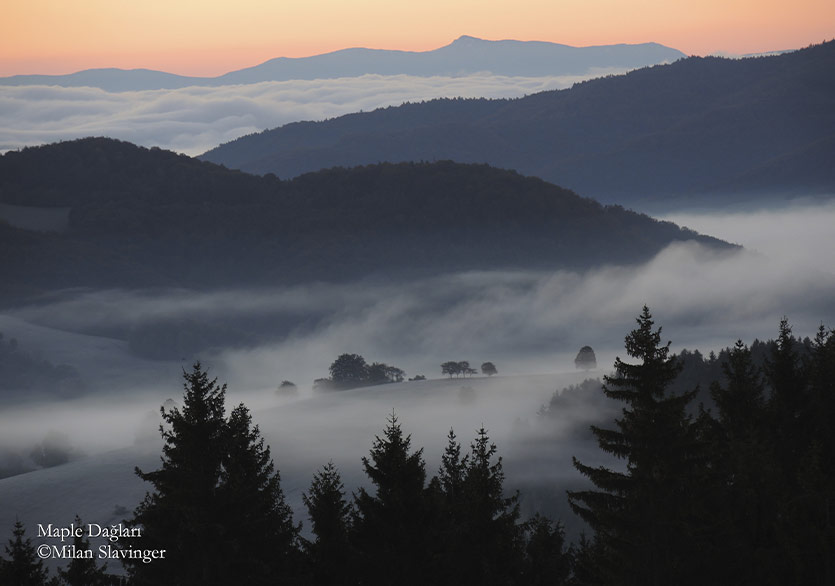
xmin=2 ymin=0 xmax=833 ymax=77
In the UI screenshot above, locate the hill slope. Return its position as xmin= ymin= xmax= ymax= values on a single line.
xmin=201 ymin=41 xmax=835 ymax=208
xmin=0 ymin=37 xmax=684 ymax=92
xmin=0 ymin=138 xmax=732 ymax=302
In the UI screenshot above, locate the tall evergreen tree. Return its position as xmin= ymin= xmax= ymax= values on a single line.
xmin=220 ymin=404 xmax=300 ymax=584
xmin=427 ymin=429 xmax=469 ymax=585
xmin=0 ymin=520 xmax=51 ymax=586
xmin=303 ymin=461 xmax=355 ymax=586
xmin=568 ymin=306 xmax=708 ymax=586
xmin=437 ymin=428 xmax=468 ymax=503
xmin=126 ymin=363 xmax=298 ymax=585
xmin=708 ymin=340 xmax=785 ymax=584
xmin=457 ymin=427 xmax=524 ymax=586
xmin=57 ymin=515 xmax=111 ymax=586
xmin=352 ymin=412 xmax=433 ymax=586
xmin=765 ymin=317 xmax=810 ymax=471
xmin=520 ymin=514 xmax=572 ymax=586
xmin=769 ymin=322 xmax=835 ymax=585
xmin=430 ymin=427 xmax=527 ymax=586
xmin=127 ymin=363 xmax=227 ymax=585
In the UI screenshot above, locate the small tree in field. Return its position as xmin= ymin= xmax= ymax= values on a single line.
xmin=441 ymin=361 xmax=461 ymax=377
xmin=574 ymin=346 xmax=597 ymax=370
xmin=481 ymin=362 xmax=498 ymax=376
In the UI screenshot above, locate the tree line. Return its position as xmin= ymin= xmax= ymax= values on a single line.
xmin=568 ymin=307 xmax=835 ymax=585
xmin=3 ymin=307 xmax=834 ymax=584
xmin=1 ymin=364 xmax=568 ymax=585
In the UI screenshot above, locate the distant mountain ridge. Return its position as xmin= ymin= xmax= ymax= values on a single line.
xmin=0 ymin=37 xmax=685 ymax=92
xmin=0 ymin=138 xmax=731 ymax=303
xmin=200 ymin=41 xmax=835 ymax=209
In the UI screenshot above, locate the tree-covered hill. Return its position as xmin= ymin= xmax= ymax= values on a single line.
xmin=0 ymin=138 xmax=732 ymax=303
xmin=201 ymin=41 xmax=835 ymax=209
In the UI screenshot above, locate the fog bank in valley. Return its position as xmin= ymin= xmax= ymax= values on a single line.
xmin=1 ymin=205 xmax=834 ymax=539
xmin=661 ymin=199 xmax=835 ymax=275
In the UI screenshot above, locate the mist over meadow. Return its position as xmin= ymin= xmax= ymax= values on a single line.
xmin=1 ymin=201 xmax=833 ymax=465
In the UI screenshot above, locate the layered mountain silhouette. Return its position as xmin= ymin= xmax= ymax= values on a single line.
xmin=0 ymin=37 xmax=684 ymax=92
xmin=0 ymin=138 xmax=731 ymax=302
xmin=201 ymin=41 xmax=835 ymax=209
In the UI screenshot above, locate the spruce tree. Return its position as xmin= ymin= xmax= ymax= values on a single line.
xmin=568 ymin=306 xmax=708 ymax=586
xmin=437 ymin=428 xmax=468 ymax=504
xmin=127 ymin=362 xmax=298 ymax=585
xmin=220 ymin=404 xmax=300 ymax=584
xmin=769 ymin=322 xmax=835 ymax=585
xmin=352 ymin=412 xmax=433 ymax=586
xmin=520 ymin=514 xmax=571 ymax=586
xmin=765 ymin=317 xmax=810 ymax=473
xmin=0 ymin=520 xmax=51 ymax=586
xmin=303 ymin=461 xmax=355 ymax=586
xmin=708 ymin=340 xmax=785 ymax=584
xmin=128 ymin=362 xmax=227 ymax=585
xmin=57 ymin=515 xmax=111 ymax=586
xmin=458 ymin=427 xmax=524 ymax=586
xmin=431 ymin=427 xmax=526 ymax=586
xmin=428 ymin=429 xmax=469 ymax=584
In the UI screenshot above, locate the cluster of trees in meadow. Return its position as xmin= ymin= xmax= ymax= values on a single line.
xmin=3 ymin=307 xmax=834 ymax=584
xmin=440 ymin=360 xmax=498 ymax=377
xmin=313 ymin=353 xmax=406 ymax=391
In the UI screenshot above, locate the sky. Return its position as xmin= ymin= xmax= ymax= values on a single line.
xmin=2 ymin=0 xmax=834 ymax=77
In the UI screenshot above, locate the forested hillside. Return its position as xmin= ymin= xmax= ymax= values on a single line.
xmin=202 ymin=41 xmax=835 ymax=208
xmin=0 ymin=138 xmax=731 ymax=303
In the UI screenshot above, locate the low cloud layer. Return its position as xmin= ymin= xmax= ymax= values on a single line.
xmin=11 ymin=238 xmax=835 ymax=399
xmin=661 ymin=199 xmax=835 ymax=276
xmin=2 ymin=204 xmax=833 ymax=457
xmin=0 ymin=70 xmax=626 ymax=157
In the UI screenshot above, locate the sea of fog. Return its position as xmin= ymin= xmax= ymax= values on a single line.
xmin=0 ymin=70 xmax=629 ymax=156
xmin=1 ymin=201 xmax=834 ymax=547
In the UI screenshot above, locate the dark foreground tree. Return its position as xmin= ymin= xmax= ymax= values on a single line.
xmin=457 ymin=427 xmax=525 ymax=585
xmin=220 ymin=404 xmax=300 ymax=583
xmin=520 ymin=514 xmax=572 ymax=586
xmin=126 ymin=363 xmax=298 ymax=585
xmin=0 ymin=520 xmax=51 ymax=586
xmin=352 ymin=412 xmax=433 ymax=586
xmin=57 ymin=515 xmax=111 ymax=586
xmin=303 ymin=462 xmax=355 ymax=586
xmin=568 ymin=306 xmax=709 ymax=586
xmin=707 ymin=339 xmax=785 ymax=584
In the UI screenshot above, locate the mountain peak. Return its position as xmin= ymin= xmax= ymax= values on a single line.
xmin=451 ymin=35 xmax=486 ymax=45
